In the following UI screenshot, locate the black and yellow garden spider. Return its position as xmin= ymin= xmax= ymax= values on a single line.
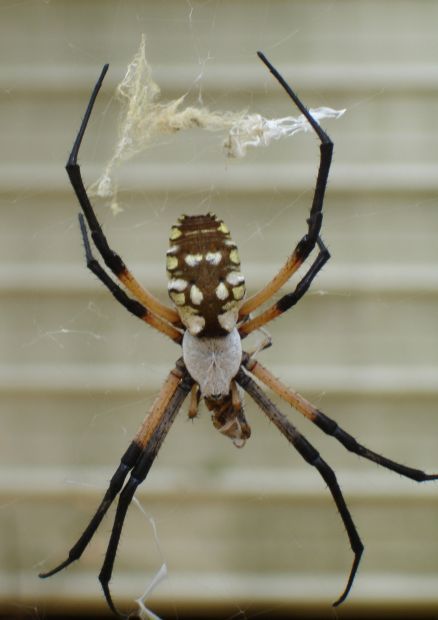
xmin=39 ymin=52 xmax=438 ymax=616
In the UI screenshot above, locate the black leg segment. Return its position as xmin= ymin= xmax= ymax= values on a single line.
xmin=276 ymin=236 xmax=330 ymax=315
xmin=97 ymin=371 xmax=194 ymax=616
xmin=65 ymin=64 xmax=128 ymax=278
xmin=236 ymin=367 xmax=364 ymax=607
xmin=78 ymin=213 xmax=149 ymax=321
xmin=258 ymin=51 xmax=333 ymax=262
xmin=39 ymin=441 xmax=142 ymax=578
xmin=309 ymin=404 xmax=438 ymax=482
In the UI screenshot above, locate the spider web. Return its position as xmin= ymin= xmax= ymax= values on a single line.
xmin=81 ymin=34 xmax=345 ymax=617
xmin=5 ymin=1 xmax=438 ymax=620
xmin=2 ymin=5 xmax=352 ymax=620
xmin=132 ymin=497 xmax=168 ymax=620
xmin=90 ymin=34 xmax=344 ymax=214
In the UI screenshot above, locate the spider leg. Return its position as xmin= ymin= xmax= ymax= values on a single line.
xmin=99 ymin=367 xmax=194 ymax=616
xmin=239 ymin=52 xmax=333 ymax=320
xmin=40 ymin=363 xmax=192 ymax=614
xmin=244 ymin=327 xmax=272 ymax=358
xmin=236 ymin=367 xmax=363 ymax=607
xmin=67 ymin=63 xmax=180 ymax=327
xmin=39 ymin=440 xmax=142 ymax=578
xmin=79 ymin=214 xmax=183 ymax=344
xmin=244 ymin=355 xmax=438 ymax=482
xmin=188 ymin=384 xmax=201 ymax=419
xmin=239 ymin=237 xmax=330 ymax=336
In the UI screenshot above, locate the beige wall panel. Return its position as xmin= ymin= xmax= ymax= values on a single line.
xmin=1 ymin=0 xmax=438 ymax=616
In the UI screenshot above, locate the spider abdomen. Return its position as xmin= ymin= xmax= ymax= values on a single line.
xmin=166 ymin=213 xmax=246 ymax=337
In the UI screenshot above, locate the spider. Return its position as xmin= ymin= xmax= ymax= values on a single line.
xmin=39 ymin=52 xmax=438 ymax=616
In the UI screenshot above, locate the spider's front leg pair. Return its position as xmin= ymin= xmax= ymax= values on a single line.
xmin=238 ymin=52 xmax=332 ymax=335
xmin=65 ymin=63 xmax=184 ymax=345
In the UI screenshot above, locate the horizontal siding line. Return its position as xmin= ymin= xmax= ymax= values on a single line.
xmin=2 ymin=364 xmax=438 ymax=396
xmin=5 ymin=571 xmax=438 ymax=608
xmin=2 ymin=264 xmax=437 ymax=295
xmin=1 ymin=468 xmax=437 ymax=502
xmin=3 ymin=63 xmax=438 ymax=93
xmin=1 ymin=163 xmax=438 ymax=193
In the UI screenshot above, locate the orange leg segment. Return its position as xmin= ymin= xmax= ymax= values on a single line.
xmin=134 ymin=362 xmax=185 ymax=448
xmin=239 ymin=237 xmax=329 ymax=337
xmin=243 ymin=354 xmax=438 ymax=482
xmin=117 ymin=269 xmax=181 ymax=326
xmin=244 ymin=356 xmax=318 ymax=422
xmin=239 ymin=253 xmax=302 ymax=319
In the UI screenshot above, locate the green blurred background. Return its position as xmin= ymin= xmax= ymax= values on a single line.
xmin=1 ymin=1 xmax=438 ymax=618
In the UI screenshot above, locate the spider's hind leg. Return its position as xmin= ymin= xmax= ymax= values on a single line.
xmin=236 ymin=367 xmax=363 ymax=606
xmin=40 ymin=364 xmax=194 ymax=618
xmin=239 ymin=52 xmax=333 ymax=322
xmin=245 ymin=355 xmax=438 ymax=483
xmin=39 ymin=441 xmax=142 ymax=579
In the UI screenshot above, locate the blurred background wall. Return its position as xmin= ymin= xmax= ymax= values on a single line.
xmin=1 ymin=1 xmax=438 ymax=618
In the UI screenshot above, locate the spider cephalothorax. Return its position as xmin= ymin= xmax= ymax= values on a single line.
xmin=40 ymin=52 xmax=438 ymax=618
